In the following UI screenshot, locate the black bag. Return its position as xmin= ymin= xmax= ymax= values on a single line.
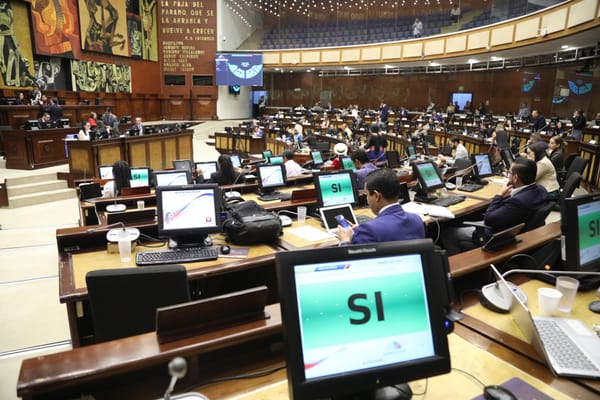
xmin=222 ymin=200 xmax=282 ymax=245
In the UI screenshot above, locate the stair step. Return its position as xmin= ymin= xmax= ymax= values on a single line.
xmin=8 ymin=188 xmax=77 ymax=208
xmin=7 ymin=180 xmax=69 ymax=197
xmin=5 ymin=173 xmax=58 ymax=186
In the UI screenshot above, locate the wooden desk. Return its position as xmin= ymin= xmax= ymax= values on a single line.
xmin=56 ymin=226 xmax=280 ymax=346
xmin=1 ymin=127 xmax=78 ymax=169
xmin=18 ymin=304 xmax=591 ymax=400
xmin=448 ymin=222 xmax=561 ymax=278
xmin=459 ymin=279 xmax=600 ymax=396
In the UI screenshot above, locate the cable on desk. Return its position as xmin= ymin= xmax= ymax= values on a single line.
xmin=137 ymin=233 xmax=167 ymax=248
xmin=451 ymin=367 xmax=486 ymax=388
xmin=180 ymin=364 xmax=287 ymax=393
xmin=456 ymin=288 xmax=482 ymax=313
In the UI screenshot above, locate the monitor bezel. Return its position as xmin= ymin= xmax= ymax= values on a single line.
xmin=313 ymin=169 xmax=360 ymax=208
xmin=341 ymin=156 xmax=356 ymax=170
xmin=269 ymin=155 xmax=284 ymax=165
xmin=98 ymin=165 xmax=114 ymax=179
xmin=276 ymin=239 xmax=451 ymax=400
xmin=385 ymin=150 xmax=401 ymax=168
xmin=153 ymin=170 xmax=193 ymax=187
xmin=194 ymin=161 xmax=218 ymax=180
xmin=412 ymin=161 xmax=445 ymax=193
xmin=256 ymin=163 xmax=287 ymax=192
xmin=262 ymin=149 xmax=273 ymax=162
xmin=130 ymin=166 xmax=151 ymax=188
xmin=172 ymin=159 xmax=194 ymax=174
xmin=156 ymin=184 xmax=222 ymax=242
xmin=561 ymin=192 xmax=600 ymax=272
xmin=311 ymin=151 xmax=324 ymax=165
xmin=471 ymin=152 xmax=494 ymax=179
xmin=406 ymin=145 xmax=417 ymax=160
xmin=230 ymin=154 xmax=242 ymax=168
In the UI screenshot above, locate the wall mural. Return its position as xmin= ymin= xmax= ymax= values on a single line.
xmin=33 ymin=56 xmax=68 ymax=90
xmin=70 ymin=59 xmax=132 ymax=93
xmin=29 ymin=0 xmax=81 ymax=59
xmin=78 ymin=0 xmax=128 ymax=56
xmin=126 ymin=0 xmax=157 ymax=60
xmin=0 ymin=0 xmax=36 ymax=88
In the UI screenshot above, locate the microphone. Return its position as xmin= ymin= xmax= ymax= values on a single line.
xmin=480 ymin=266 xmax=600 ymax=313
xmin=224 ymin=169 xmax=243 ymax=200
xmin=87 ymin=222 xmax=141 ymax=243
xmin=163 ymin=357 xmax=205 ymax=400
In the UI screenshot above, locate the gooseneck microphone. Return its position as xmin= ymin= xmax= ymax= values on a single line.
xmin=164 ymin=357 xmax=187 ymax=400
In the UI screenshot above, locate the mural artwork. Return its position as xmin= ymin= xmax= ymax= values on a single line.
xmin=29 ymin=0 xmax=81 ymax=59
xmin=0 ymin=0 xmax=36 ymax=88
xmin=78 ymin=0 xmax=128 ymax=56
xmin=71 ymin=59 xmax=132 ymax=93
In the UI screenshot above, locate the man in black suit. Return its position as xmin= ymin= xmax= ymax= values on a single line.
xmin=530 ymin=109 xmax=546 ymax=132
xmin=48 ymin=97 xmax=63 ymax=122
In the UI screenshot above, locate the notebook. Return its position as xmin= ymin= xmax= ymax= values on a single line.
xmin=491 ymin=264 xmax=600 ymax=379
xmin=319 ymin=204 xmax=359 ymax=235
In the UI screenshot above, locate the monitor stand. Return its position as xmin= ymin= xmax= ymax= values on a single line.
xmin=336 ymin=384 xmax=412 ymax=400
xmin=168 ymin=235 xmax=212 ymax=249
xmin=413 ymin=187 xmax=438 ymax=203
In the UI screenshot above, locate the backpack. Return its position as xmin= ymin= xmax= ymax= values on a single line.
xmin=222 ymin=200 xmax=282 ymax=245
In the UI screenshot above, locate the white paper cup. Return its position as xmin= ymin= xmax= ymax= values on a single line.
xmin=455 ymin=176 xmax=463 ymax=189
xmin=537 ymin=287 xmax=562 ymax=316
xmin=555 ymin=276 xmax=579 ymax=313
xmin=118 ymin=239 xmax=131 ymax=263
xmin=297 ymin=206 xmax=307 ymax=224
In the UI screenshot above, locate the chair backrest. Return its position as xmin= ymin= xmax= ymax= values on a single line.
xmin=86 ymin=264 xmax=190 ymax=343
xmin=523 ymin=201 xmax=556 ymax=232
xmin=563 ymin=153 xmax=578 ymax=172
xmin=559 ymin=171 xmax=582 ymax=205
xmin=453 ymin=157 xmax=472 ymax=172
xmin=172 ymin=159 xmax=194 ymax=174
xmin=565 ymin=156 xmax=587 ymax=179
xmin=495 ymin=130 xmax=509 ymax=151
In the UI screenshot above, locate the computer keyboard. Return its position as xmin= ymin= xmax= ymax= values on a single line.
xmin=258 ymin=192 xmax=292 ymax=201
xmin=458 ymin=183 xmax=484 ymax=192
xmin=428 ymin=194 xmax=466 ymax=207
xmin=136 ymin=246 xmax=219 ymax=266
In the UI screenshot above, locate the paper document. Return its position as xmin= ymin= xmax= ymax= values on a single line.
xmin=287 ymin=226 xmax=335 ymax=242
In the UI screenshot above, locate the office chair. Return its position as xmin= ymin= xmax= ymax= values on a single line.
xmin=172 ymin=159 xmax=195 ymax=174
xmin=562 ymin=156 xmax=587 ymax=188
xmin=553 ymin=172 xmax=581 ymax=212
xmin=86 ymin=265 xmax=190 ymax=343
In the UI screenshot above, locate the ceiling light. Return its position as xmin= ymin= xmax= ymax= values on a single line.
xmin=467 ymin=59 xmax=478 ymax=64
xmin=561 ymin=45 xmax=569 ymax=49
xmin=429 ymin=61 xmax=440 ymax=66
xmin=490 ymin=56 xmax=503 ymax=61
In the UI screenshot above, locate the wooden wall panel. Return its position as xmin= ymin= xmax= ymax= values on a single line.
xmin=148 ymin=141 xmax=164 ymax=171
xmin=128 ymin=142 xmax=148 ymax=167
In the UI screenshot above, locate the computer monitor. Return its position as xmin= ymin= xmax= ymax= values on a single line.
xmin=173 ymin=159 xmax=194 ymax=174
xmin=153 ymin=170 xmax=192 ymax=187
xmin=269 ymin=155 xmax=284 ymax=165
xmin=313 ymin=169 xmax=359 ymax=208
xmin=276 ymin=239 xmax=451 ymax=400
xmin=406 ymin=145 xmax=417 ymax=161
xmin=500 ymin=149 xmax=514 ymax=170
xmin=385 ymin=150 xmax=402 ymax=168
xmin=194 ymin=161 xmax=218 ymax=181
xmin=262 ymin=149 xmax=272 ymax=163
xmin=341 ymin=157 xmax=355 ymax=170
xmin=40 ymin=120 xmax=56 ymax=129
xmin=311 ymin=151 xmax=324 ymax=166
xmin=561 ymin=192 xmax=600 ymax=272
xmin=98 ymin=165 xmax=114 ymax=179
xmin=156 ymin=184 xmax=222 ymax=248
xmin=471 ymin=153 xmax=494 ymax=181
xmin=230 ymin=154 xmax=242 ymax=168
xmin=130 ymin=167 xmax=151 ymax=188
xmin=412 ymin=161 xmax=445 ymax=194
xmin=256 ymin=163 xmax=287 ymax=195
xmin=59 ymin=118 xmax=70 ymax=128
xmin=25 ymin=120 xmax=39 ymax=130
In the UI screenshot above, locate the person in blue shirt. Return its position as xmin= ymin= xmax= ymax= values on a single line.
xmin=338 ymin=168 xmax=425 ymax=245
xmin=351 ymin=149 xmax=379 ymax=189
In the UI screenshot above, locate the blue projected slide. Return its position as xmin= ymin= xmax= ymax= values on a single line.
xmin=215 ymin=53 xmax=263 ymax=86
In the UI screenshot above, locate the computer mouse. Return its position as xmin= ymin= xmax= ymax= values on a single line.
xmin=483 ymin=385 xmax=517 ymax=400
xmin=279 ymin=215 xmax=293 ymax=227
xmin=220 ymin=245 xmax=231 ymax=255
xmin=445 ymin=182 xmax=456 ymax=190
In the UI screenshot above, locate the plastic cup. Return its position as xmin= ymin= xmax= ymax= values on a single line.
xmin=555 ymin=276 xmax=579 ymax=313
xmin=537 ymin=287 xmax=562 ymax=316
xmin=137 ymin=200 xmax=145 ymax=209
xmin=297 ymin=206 xmax=307 ymax=224
xmin=455 ymin=176 xmax=463 ymax=189
xmin=118 ymin=238 xmax=131 ymax=263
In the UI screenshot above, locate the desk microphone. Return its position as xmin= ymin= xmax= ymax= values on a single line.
xmin=86 ymin=222 xmax=140 ymax=243
xmin=480 ymin=266 xmax=600 ymax=313
xmin=162 ymin=357 xmax=209 ymax=400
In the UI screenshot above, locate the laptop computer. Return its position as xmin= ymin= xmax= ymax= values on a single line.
xmin=482 ymin=223 xmax=524 ymax=252
xmin=319 ymin=204 xmax=359 ymax=236
xmin=491 ymin=264 xmax=600 ymax=378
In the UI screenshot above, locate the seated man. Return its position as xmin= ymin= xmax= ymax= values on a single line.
xmin=441 ymin=158 xmax=549 ymax=255
xmin=351 ymin=149 xmax=379 ymax=189
xmin=338 ymin=169 xmax=425 ymax=245
xmin=283 ymin=150 xmax=303 ymax=178
xmin=437 ymin=137 xmax=468 ymax=166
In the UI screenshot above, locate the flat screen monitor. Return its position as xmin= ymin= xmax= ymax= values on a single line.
xmin=276 ymin=239 xmax=451 ymax=400
xmin=406 ymin=145 xmax=417 ymax=160
xmin=314 ymin=169 xmax=359 ymax=208
xmin=25 ymin=120 xmax=39 ymax=130
xmin=256 ymin=163 xmax=287 ymax=194
xmin=341 ymin=157 xmax=355 ymax=170
xmin=386 ymin=150 xmax=402 ymax=168
xmin=154 ymin=170 xmax=192 ymax=187
xmin=412 ymin=161 xmax=445 ymax=193
xmin=262 ymin=149 xmax=272 ymax=163
xmin=59 ymin=118 xmax=70 ymax=128
xmin=230 ymin=154 xmax=242 ymax=168
xmin=172 ymin=159 xmax=194 ymax=174
xmin=269 ymin=155 xmax=284 ymax=165
xmin=40 ymin=120 xmax=56 ymax=129
xmin=156 ymin=184 xmax=222 ymax=248
xmin=471 ymin=153 xmax=494 ymax=180
xmin=311 ymin=151 xmax=324 ymax=166
xmin=98 ymin=165 xmax=114 ymax=179
xmin=194 ymin=161 xmax=218 ymax=180
xmin=561 ymin=192 xmax=600 ymax=272
xmin=215 ymin=53 xmax=263 ymax=86
xmin=130 ymin=167 xmax=151 ymax=188
xmin=451 ymin=92 xmax=472 ymax=111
